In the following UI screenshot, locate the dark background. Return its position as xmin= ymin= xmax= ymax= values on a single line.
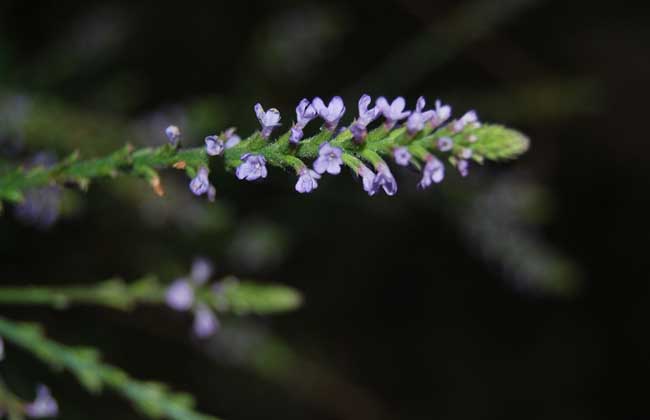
xmin=1 ymin=1 xmax=649 ymax=419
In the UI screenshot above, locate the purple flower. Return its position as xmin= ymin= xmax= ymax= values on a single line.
xmin=460 ymin=148 xmax=473 ymax=159
xmin=419 ymin=155 xmax=445 ymax=189
xmin=289 ymin=126 xmax=304 ymax=145
xmin=205 ymin=135 xmax=224 ymax=156
xmin=437 ymin=136 xmax=453 ymax=152
xmin=295 ymin=168 xmax=321 ymax=193
xmin=452 ymin=110 xmax=480 ymax=132
xmin=165 ymin=125 xmax=181 ymax=147
xmin=289 ymin=99 xmax=317 ymax=145
xmin=236 ymin=153 xmax=268 ymax=181
xmin=295 ymin=98 xmax=317 ymax=128
xmin=457 ymin=159 xmax=469 ymax=177
xmin=165 ymin=278 xmax=194 ymax=311
xmin=393 ymin=147 xmax=411 ymax=166
xmin=312 ymin=96 xmax=345 ymax=131
xmin=254 ymin=103 xmax=281 ymax=139
xmin=223 ymin=127 xmax=241 ymax=149
xmin=376 ymin=96 xmax=411 ymax=129
xmin=370 ymin=163 xmax=397 ymax=196
xmin=191 ymin=257 xmax=213 ymax=285
xmin=313 ymin=142 xmax=343 ymax=175
xmin=14 ymin=186 xmax=61 ymax=229
xmin=431 ymin=100 xmax=452 ymax=128
xmin=189 ymin=166 xmax=210 ymax=196
xmin=406 ymin=97 xmax=435 ymax=135
xmin=357 ymin=164 xmax=376 ymax=194
xmin=25 ymin=385 xmax=58 ymax=418
xmin=350 ymin=94 xmax=381 ymax=142
xmin=193 ymin=305 xmax=219 ymax=338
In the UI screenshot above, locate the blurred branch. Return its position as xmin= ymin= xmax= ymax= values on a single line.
xmin=0 ymin=317 xmax=220 ymax=420
xmin=0 ymin=277 xmax=302 ymax=315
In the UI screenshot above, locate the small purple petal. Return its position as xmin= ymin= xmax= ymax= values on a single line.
xmin=313 ymin=142 xmax=343 ymax=175
xmin=25 ymin=385 xmax=58 ymax=418
xmin=393 ymin=147 xmax=411 ymax=166
xmin=378 ymin=96 xmax=411 ymax=129
xmin=357 ymin=94 xmax=380 ymax=126
xmin=349 ymin=122 xmax=367 ymax=143
xmin=289 ymin=126 xmax=304 ymax=145
xmin=371 ymin=164 xmax=397 ymax=196
xmin=193 ymin=305 xmax=219 ymax=338
xmin=225 ymin=134 xmax=241 ymax=149
xmin=357 ymin=164 xmax=376 ymax=194
xmin=437 ymin=137 xmax=453 ymax=152
xmin=295 ymin=98 xmax=317 ymax=128
xmin=191 ymin=257 xmax=213 ymax=285
xmin=313 ymin=96 xmax=345 ymax=131
xmin=457 ymin=159 xmax=469 ymax=177
xmin=165 ymin=125 xmax=181 ymax=147
xmin=254 ymin=103 xmax=281 ymax=139
xmin=236 ymin=154 xmax=267 ymax=181
xmin=205 ymin=135 xmax=224 ymax=156
xmin=295 ymin=168 xmax=321 ymax=193
xmin=419 ymin=155 xmax=445 ymax=189
xmin=166 ymin=279 xmax=194 ymax=311
xmin=431 ymin=100 xmax=452 ymax=127
xmin=189 ymin=167 xmax=210 ymax=196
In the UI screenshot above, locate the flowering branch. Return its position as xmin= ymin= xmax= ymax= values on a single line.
xmin=0 ymin=276 xmax=301 ymax=315
xmin=0 ymin=317 xmax=220 ymax=420
xmin=0 ymin=95 xmax=528 ymax=205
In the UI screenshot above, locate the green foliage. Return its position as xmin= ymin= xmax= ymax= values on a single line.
xmin=0 ymin=317 xmax=220 ymax=420
xmin=0 ymin=120 xmax=528 ymax=205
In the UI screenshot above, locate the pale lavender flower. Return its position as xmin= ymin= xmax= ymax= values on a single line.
xmin=189 ymin=166 xmax=210 ymax=196
xmin=376 ymin=96 xmax=411 ymax=129
xmin=205 ymin=135 xmax=224 ymax=156
xmin=457 ymin=159 xmax=469 ymax=177
xmin=313 ymin=142 xmax=343 ymax=175
xmin=437 ymin=137 xmax=453 ymax=152
xmin=225 ymin=134 xmax=241 ymax=148
xmin=357 ymin=164 xmax=376 ymax=194
xmin=14 ymin=186 xmax=61 ymax=229
xmin=165 ymin=125 xmax=181 ymax=147
xmin=406 ymin=97 xmax=435 ymax=135
xmin=191 ymin=257 xmax=213 ymax=285
xmin=236 ymin=153 xmax=267 ymax=181
xmin=419 ymin=155 xmax=445 ymax=189
xmin=431 ymin=100 xmax=452 ymax=128
xmin=25 ymin=385 xmax=58 ymax=418
xmin=295 ymin=98 xmax=317 ymax=128
xmin=460 ymin=148 xmax=473 ymax=159
xmin=254 ymin=103 xmax=281 ymax=139
xmin=393 ymin=147 xmax=411 ymax=166
xmin=370 ymin=163 xmax=397 ymax=196
xmin=350 ymin=94 xmax=381 ymax=142
xmin=312 ymin=96 xmax=345 ymax=131
xmin=193 ymin=305 xmax=219 ymax=338
xmin=295 ymin=168 xmax=321 ymax=193
xmin=165 ymin=278 xmax=194 ymax=311
xmin=289 ymin=126 xmax=304 ymax=145
xmin=223 ymin=127 xmax=241 ymax=149
xmin=452 ymin=110 xmax=480 ymax=132
xmin=289 ymin=99 xmax=317 ymax=145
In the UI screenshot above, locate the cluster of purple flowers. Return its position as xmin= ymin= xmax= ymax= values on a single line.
xmin=0 ymin=338 xmax=58 ymax=418
xmin=165 ymin=258 xmax=222 ymax=338
xmin=166 ymin=95 xmax=481 ymax=197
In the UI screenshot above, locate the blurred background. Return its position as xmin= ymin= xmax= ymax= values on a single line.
xmin=0 ymin=0 xmax=649 ymax=419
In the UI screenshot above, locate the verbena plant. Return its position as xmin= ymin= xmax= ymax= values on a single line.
xmin=0 ymin=94 xmax=528 ymax=419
